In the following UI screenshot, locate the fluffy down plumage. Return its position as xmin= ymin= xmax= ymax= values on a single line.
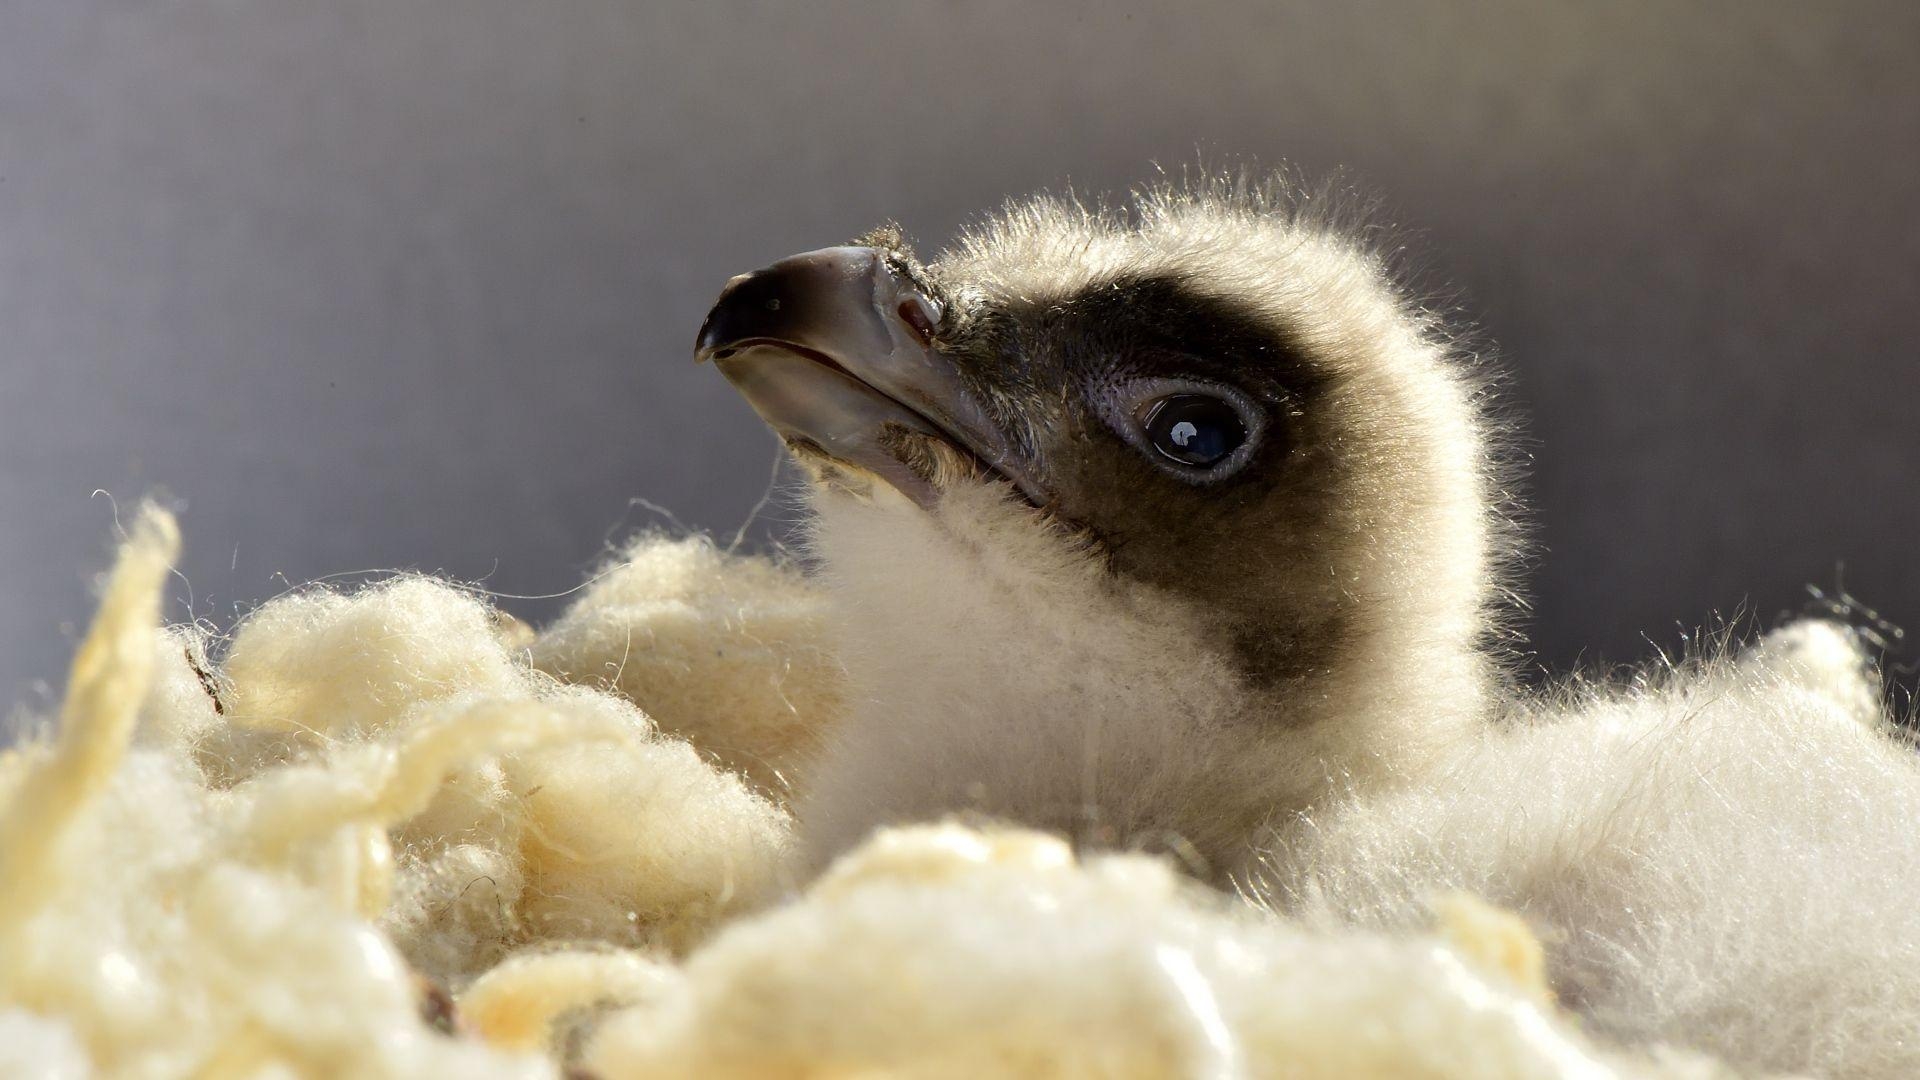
xmin=1260 ymin=620 xmax=1920 ymax=1077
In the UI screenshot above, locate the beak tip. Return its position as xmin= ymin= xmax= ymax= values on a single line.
xmin=694 ymin=307 xmax=736 ymax=363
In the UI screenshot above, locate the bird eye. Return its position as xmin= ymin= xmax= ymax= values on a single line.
xmin=1139 ymin=394 xmax=1246 ymax=468
xmin=1096 ymin=375 xmax=1268 ymax=483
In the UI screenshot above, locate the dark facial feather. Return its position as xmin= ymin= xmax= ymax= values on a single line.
xmin=920 ymin=271 xmax=1361 ymax=687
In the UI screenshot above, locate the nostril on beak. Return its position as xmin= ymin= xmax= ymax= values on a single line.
xmin=896 ymin=295 xmax=939 ymax=343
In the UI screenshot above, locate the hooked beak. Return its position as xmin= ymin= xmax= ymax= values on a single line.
xmin=695 ymin=246 xmax=1041 ymax=508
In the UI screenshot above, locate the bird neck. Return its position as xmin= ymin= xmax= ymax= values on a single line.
xmin=795 ymin=480 xmax=1495 ymax=882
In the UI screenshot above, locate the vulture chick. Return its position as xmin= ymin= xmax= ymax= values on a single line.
xmin=698 ymin=178 xmax=1501 ymax=883
xmin=697 ymin=176 xmax=1920 ymax=1076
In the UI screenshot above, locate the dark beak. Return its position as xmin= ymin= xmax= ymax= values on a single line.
xmin=696 ymin=246 xmax=1038 ymax=506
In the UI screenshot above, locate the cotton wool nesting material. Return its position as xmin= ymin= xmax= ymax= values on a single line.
xmin=0 ymin=507 xmax=1764 ymax=1077
xmin=529 ymin=534 xmax=845 ymax=799
xmin=582 ymin=823 xmax=1737 ymax=1079
xmin=0 ymin=509 xmax=797 ymax=1076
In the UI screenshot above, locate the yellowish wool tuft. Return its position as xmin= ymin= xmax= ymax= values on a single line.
xmin=531 ymin=534 xmax=844 ymax=800
xmin=460 ymin=949 xmax=677 ymax=1056
xmin=1429 ymin=892 xmax=1552 ymax=1007
xmin=0 ymin=505 xmax=177 ymax=953
xmin=221 ymin=577 xmax=530 ymax=740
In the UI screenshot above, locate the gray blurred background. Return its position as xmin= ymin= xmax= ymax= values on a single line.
xmin=3 ymin=1 xmax=1917 ymax=723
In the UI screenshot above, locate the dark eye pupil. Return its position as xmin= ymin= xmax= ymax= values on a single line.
xmin=1142 ymin=395 xmax=1245 ymax=467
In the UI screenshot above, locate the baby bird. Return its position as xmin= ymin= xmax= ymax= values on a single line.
xmin=697 ymin=177 xmax=1507 ymax=882
xmin=699 ymin=176 xmax=1920 ymax=1078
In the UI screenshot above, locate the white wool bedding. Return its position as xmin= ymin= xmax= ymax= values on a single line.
xmin=0 ymin=505 xmax=1911 ymax=1077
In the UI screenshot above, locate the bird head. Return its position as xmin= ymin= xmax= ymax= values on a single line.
xmin=697 ymin=176 xmax=1513 ymax=880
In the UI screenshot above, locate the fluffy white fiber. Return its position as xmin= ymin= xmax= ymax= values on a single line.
xmin=1 ymin=505 xmax=1913 ymax=1077
xmin=529 ymin=534 xmax=844 ymax=800
xmin=0 ymin=512 xmax=794 ymax=1076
